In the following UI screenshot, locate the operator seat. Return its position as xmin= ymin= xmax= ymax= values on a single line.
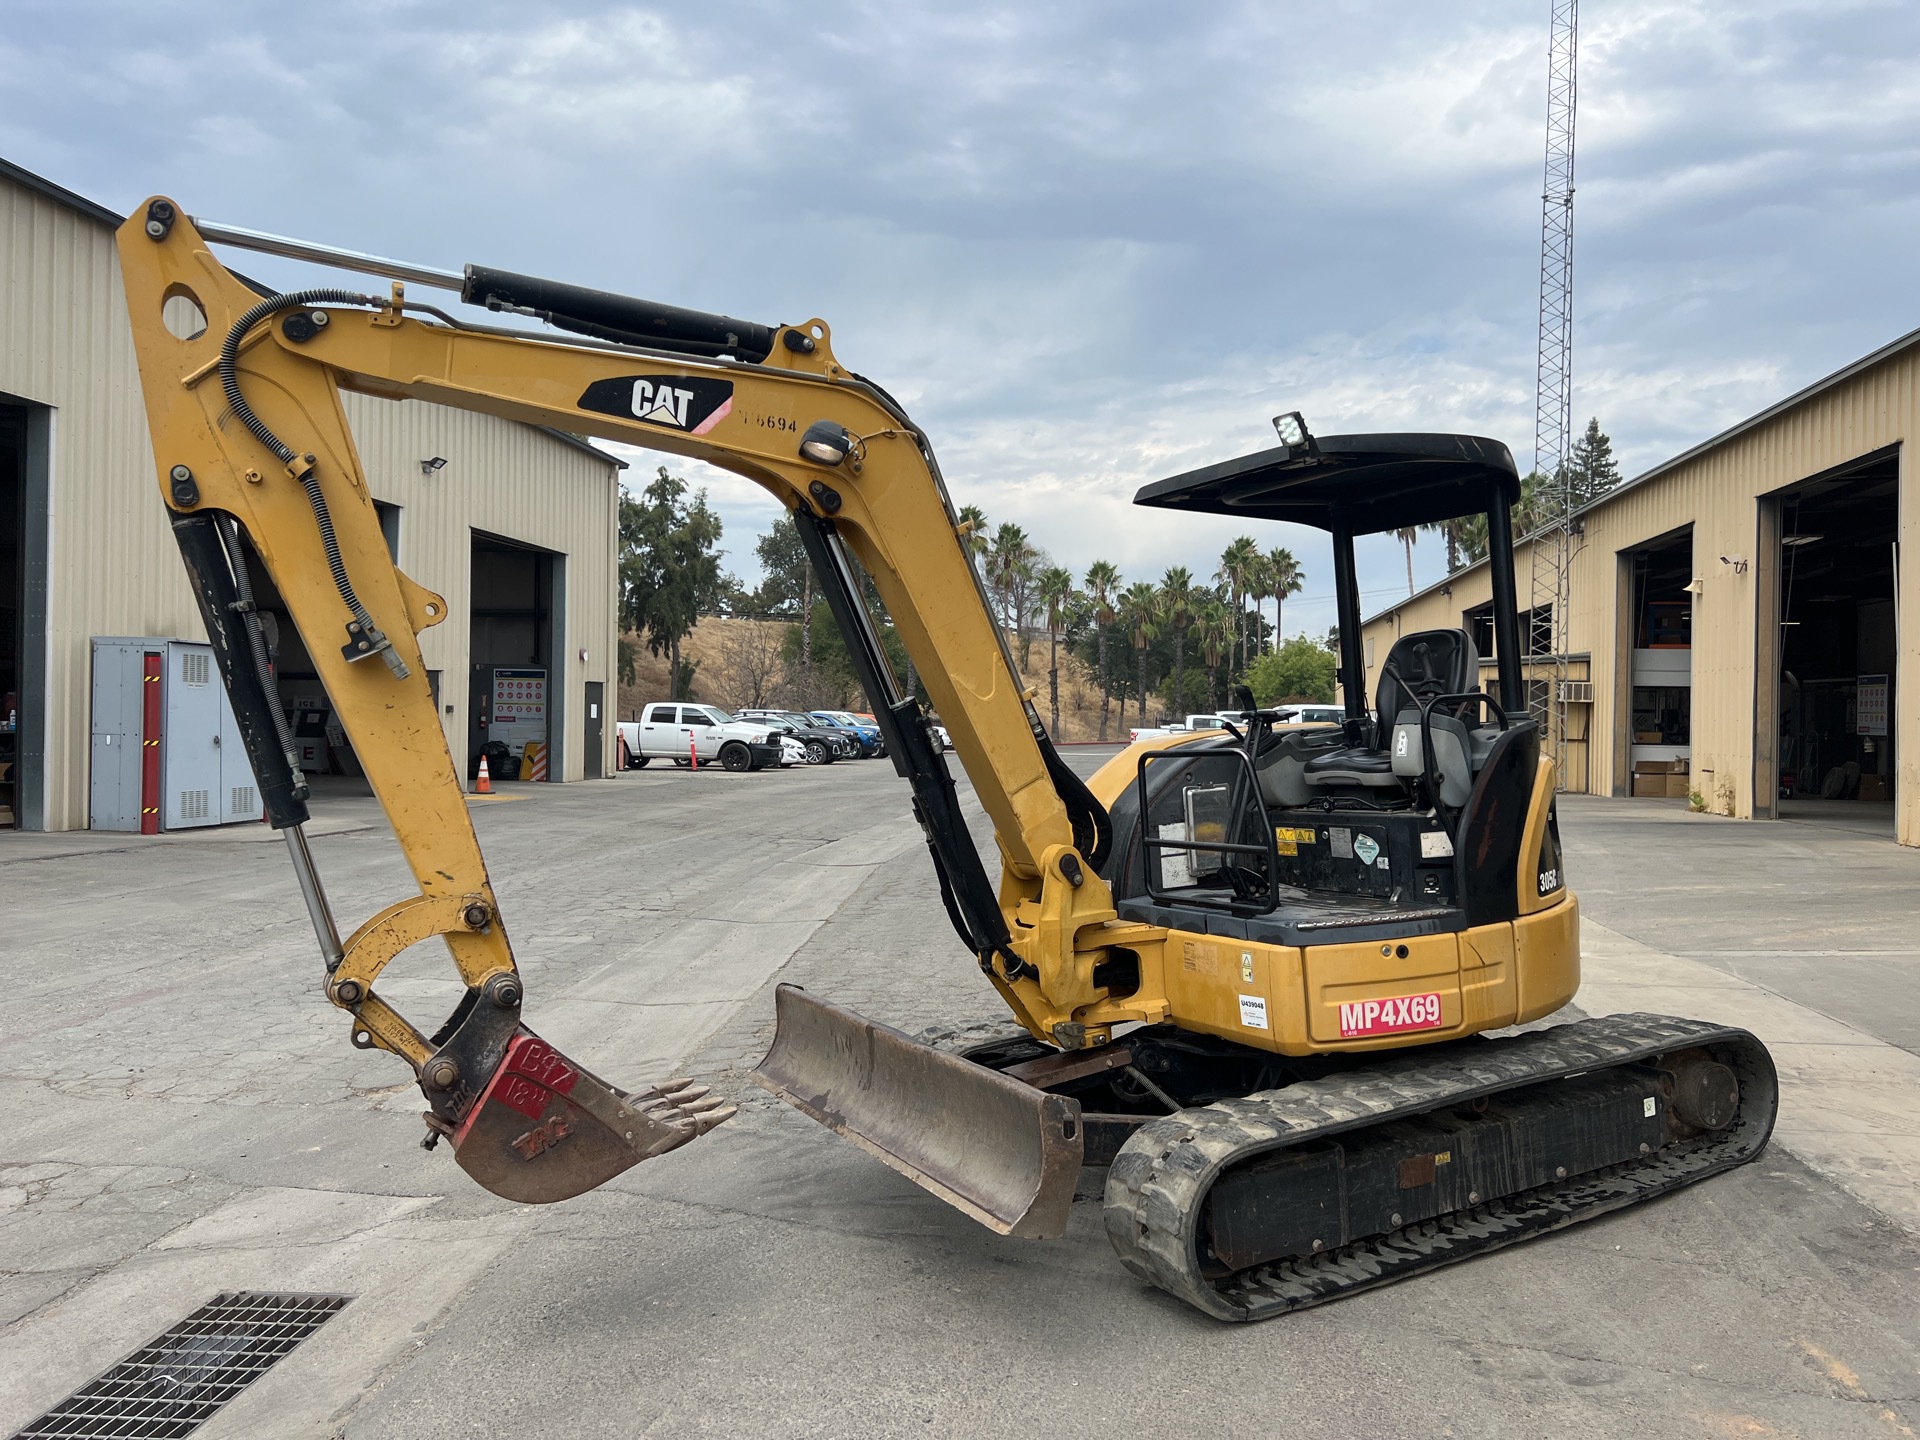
xmin=1300 ymin=629 xmax=1481 ymax=799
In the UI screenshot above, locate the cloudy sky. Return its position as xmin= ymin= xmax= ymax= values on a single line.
xmin=9 ymin=0 xmax=1919 ymax=635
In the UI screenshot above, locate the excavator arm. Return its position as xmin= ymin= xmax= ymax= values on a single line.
xmin=116 ymin=201 xmax=1140 ymax=1214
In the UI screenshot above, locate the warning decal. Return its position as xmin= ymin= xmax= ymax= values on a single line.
xmin=1338 ymin=991 xmax=1444 ymax=1039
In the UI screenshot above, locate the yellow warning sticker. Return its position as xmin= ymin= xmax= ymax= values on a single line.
xmin=1274 ymin=826 xmax=1317 ymax=856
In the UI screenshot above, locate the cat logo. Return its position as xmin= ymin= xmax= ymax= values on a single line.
xmin=575 ymin=374 xmax=734 ymax=436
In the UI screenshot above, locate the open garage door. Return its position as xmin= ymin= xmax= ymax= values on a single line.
xmin=1618 ymin=527 xmax=1694 ymax=805
xmin=470 ymin=532 xmax=563 ymax=783
xmin=1767 ymin=447 xmax=1898 ymax=836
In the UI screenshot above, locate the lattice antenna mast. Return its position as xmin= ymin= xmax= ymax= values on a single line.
xmin=1528 ymin=0 xmax=1579 ymax=786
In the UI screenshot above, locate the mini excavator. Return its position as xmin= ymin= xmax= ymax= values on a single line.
xmin=117 ymin=203 xmax=1776 ymax=1321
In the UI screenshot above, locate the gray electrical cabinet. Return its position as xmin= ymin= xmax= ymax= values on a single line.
xmin=90 ymin=638 xmax=155 ymax=832
xmin=91 ymin=638 xmax=263 ymax=831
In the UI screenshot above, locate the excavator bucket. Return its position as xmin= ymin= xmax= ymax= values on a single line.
xmin=451 ymin=1032 xmax=733 ymax=1203
xmin=752 ymin=984 xmax=1083 ymax=1237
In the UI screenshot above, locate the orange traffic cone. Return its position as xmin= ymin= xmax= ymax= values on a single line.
xmin=476 ymin=755 xmax=493 ymax=794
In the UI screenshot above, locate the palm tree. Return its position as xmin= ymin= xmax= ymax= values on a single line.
xmin=1038 ymin=565 xmax=1076 ymax=739
xmin=1216 ymin=535 xmax=1260 ymax=672
xmin=957 ymin=504 xmax=990 ymax=570
xmin=1196 ymin=598 xmax=1231 ymax=712
xmin=1421 ymin=517 xmax=1460 ymax=574
xmin=1083 ymin=559 xmax=1121 ymax=741
xmin=1159 ymin=566 xmax=1195 ymax=718
xmin=1393 ymin=527 xmax=1418 ymax=596
xmin=986 ymin=522 xmax=1035 ymax=664
xmin=1267 ymin=547 xmax=1304 ymax=645
xmin=1119 ymin=581 xmax=1160 ymax=724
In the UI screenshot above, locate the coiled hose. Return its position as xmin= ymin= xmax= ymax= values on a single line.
xmin=217 ymin=289 xmax=405 ymax=674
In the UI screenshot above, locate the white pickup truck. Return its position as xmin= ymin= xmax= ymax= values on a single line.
xmin=1127 ymin=713 xmax=1238 ymax=744
xmin=618 ymin=702 xmax=784 ymax=771
xmin=1126 ymin=705 xmax=1346 ymax=744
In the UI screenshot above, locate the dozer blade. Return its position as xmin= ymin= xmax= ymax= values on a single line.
xmin=751 ymin=984 xmax=1083 ymax=1238
xmin=452 ymin=1032 xmax=734 ymax=1204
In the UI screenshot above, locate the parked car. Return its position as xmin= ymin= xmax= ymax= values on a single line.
xmin=777 ymin=733 xmax=808 ymax=767
xmin=810 ymin=709 xmax=885 ymax=757
xmin=734 ymin=709 xmax=856 ymax=765
xmin=618 ymin=703 xmax=783 ymax=772
xmin=1276 ymin=703 xmax=1344 ymax=728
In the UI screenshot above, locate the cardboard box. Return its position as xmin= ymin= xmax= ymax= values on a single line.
xmin=1859 ymin=774 xmax=1887 ymax=802
xmin=1634 ymin=759 xmax=1686 ymax=775
xmin=1665 ymin=773 xmax=1693 ymax=799
xmin=1632 ymin=774 xmax=1666 ymax=798
xmin=1634 ymin=731 xmax=1664 ymax=744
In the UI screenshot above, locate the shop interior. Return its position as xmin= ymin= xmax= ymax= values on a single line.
xmin=1623 ymin=527 xmax=1693 ymax=801
xmin=1774 ymin=449 xmax=1899 ymax=824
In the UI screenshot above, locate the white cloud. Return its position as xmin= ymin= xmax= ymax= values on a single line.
xmin=7 ymin=0 xmax=1918 ymax=626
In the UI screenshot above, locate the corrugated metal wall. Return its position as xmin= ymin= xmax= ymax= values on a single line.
xmin=2 ymin=173 xmax=202 ymax=831
xmin=1362 ymin=348 xmax=1920 ymax=845
xmin=1 ymin=170 xmax=622 ymax=828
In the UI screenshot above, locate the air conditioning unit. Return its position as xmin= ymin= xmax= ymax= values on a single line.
xmin=1557 ymin=679 xmax=1594 ymax=704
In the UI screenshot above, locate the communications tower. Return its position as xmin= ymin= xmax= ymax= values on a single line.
xmin=1528 ymin=0 xmax=1580 ymax=786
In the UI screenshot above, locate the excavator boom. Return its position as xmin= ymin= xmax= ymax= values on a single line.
xmin=115 ymin=200 xmax=1119 ymax=1217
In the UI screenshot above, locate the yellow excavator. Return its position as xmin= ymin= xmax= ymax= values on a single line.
xmin=117 ymin=201 xmax=1776 ymax=1321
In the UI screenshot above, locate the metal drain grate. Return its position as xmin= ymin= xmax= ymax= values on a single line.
xmin=11 ymin=1291 xmax=352 ymax=1439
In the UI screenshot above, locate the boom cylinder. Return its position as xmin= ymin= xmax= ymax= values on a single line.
xmin=461 ymin=264 xmax=776 ymax=362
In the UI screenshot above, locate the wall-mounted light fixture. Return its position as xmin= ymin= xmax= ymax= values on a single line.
xmin=1683 ymin=577 xmax=1705 ymax=595
xmin=419 ymin=456 xmax=448 ymax=475
xmin=1719 ymin=554 xmax=1748 ymax=574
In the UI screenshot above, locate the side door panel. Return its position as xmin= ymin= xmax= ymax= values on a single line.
xmin=639 ymin=704 xmax=679 ymax=757
xmin=682 ymin=707 xmax=719 ymax=761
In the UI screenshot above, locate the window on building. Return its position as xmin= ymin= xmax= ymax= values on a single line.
xmin=1463 ymin=603 xmax=1495 ymax=657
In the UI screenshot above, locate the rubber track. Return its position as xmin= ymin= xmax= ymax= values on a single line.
xmin=1103 ymin=1012 xmax=1778 ymax=1321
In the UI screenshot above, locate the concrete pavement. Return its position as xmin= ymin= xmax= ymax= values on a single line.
xmin=3 ymin=762 xmax=1919 ymax=1437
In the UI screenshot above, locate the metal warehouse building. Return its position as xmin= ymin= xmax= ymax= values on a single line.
xmin=1 ymin=158 xmax=624 ymax=832
xmin=1360 ymin=333 xmax=1918 ymax=846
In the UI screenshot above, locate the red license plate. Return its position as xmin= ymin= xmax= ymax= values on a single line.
xmin=1338 ymin=991 xmax=1444 ymax=1038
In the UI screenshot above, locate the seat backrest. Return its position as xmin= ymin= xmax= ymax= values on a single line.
xmin=1375 ymin=629 xmax=1480 ymax=732
xmin=1390 ymin=710 xmax=1474 ymax=807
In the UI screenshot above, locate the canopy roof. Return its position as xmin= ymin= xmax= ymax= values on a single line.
xmin=1132 ymin=432 xmax=1520 ymax=535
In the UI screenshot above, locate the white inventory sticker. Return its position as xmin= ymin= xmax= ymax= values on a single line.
xmin=1420 ymin=830 xmax=1455 ymax=859
xmin=1238 ymin=994 xmax=1270 ymax=1030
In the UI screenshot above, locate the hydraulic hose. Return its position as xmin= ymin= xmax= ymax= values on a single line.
xmin=217 ymin=288 xmax=409 ymax=676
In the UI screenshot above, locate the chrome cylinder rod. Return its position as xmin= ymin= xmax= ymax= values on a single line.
xmin=283 ymin=824 xmax=346 ymax=971
xmin=192 ymin=218 xmax=464 ymax=293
